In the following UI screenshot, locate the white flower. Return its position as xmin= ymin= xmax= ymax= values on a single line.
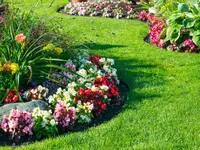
xmin=99 ymin=58 xmax=106 ymax=63
xmin=87 ymin=103 xmax=94 ymax=111
xmin=149 ymin=7 xmax=156 ymax=14
xmin=85 ymin=83 xmax=92 ymax=88
xmin=103 ymin=65 xmax=109 ymax=72
xmin=77 ymin=100 xmax=82 ymax=105
xmin=89 ymin=68 xmax=94 ymax=73
xmin=97 ymin=70 xmax=104 ymax=76
xmin=68 ymin=82 xmax=77 ymax=88
xmin=63 ymin=91 xmax=71 ymax=101
xmin=100 ymin=85 xmax=109 ymax=91
xmin=68 ymin=87 xmax=77 ymax=96
xmin=77 ymin=69 xmax=87 ymax=78
xmin=91 ymin=85 xmax=99 ymax=92
xmin=48 ymin=110 xmax=52 ymax=114
xmin=56 ymin=88 xmax=63 ymax=94
xmin=104 ymin=95 xmax=108 ymax=99
xmin=78 ymin=77 xmax=87 ymax=84
xmin=50 ymin=119 xmax=56 ymax=126
xmin=107 ymin=58 xmax=114 ymax=65
xmin=86 ymin=60 xmax=92 ymax=64
xmin=37 ymin=85 xmax=43 ymax=91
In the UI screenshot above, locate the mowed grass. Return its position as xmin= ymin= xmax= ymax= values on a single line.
xmin=3 ymin=0 xmax=200 ymax=149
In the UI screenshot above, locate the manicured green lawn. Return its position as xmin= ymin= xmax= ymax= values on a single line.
xmin=3 ymin=0 xmax=200 ymax=149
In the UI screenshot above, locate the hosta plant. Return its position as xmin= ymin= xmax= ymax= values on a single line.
xmin=162 ymin=2 xmax=200 ymax=52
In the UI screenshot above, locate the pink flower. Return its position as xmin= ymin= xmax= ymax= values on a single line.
xmin=54 ymin=102 xmax=77 ymax=128
xmin=138 ymin=10 xmax=147 ymax=21
xmin=184 ymin=39 xmax=196 ymax=52
xmin=23 ymin=126 xmax=32 ymax=135
xmin=15 ymin=33 xmax=26 ymax=43
xmin=1 ymin=109 xmax=34 ymax=139
xmin=149 ymin=21 xmax=166 ymax=47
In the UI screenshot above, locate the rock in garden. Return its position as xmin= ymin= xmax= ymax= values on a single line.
xmin=0 ymin=100 xmax=49 ymax=121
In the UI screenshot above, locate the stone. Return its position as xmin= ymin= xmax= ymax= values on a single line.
xmin=0 ymin=100 xmax=49 ymax=121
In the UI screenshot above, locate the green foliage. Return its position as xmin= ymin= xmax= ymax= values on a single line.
xmin=178 ymin=3 xmax=189 ymax=12
xmin=154 ymin=0 xmax=187 ymax=17
xmin=0 ymin=9 xmax=76 ymax=103
xmin=33 ymin=115 xmax=58 ymax=139
xmin=163 ymin=2 xmax=200 ymax=46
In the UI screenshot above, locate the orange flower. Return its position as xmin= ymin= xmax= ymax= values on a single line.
xmin=3 ymin=62 xmax=11 ymax=72
xmin=15 ymin=33 xmax=26 ymax=43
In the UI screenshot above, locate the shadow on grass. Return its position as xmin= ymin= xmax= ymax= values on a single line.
xmin=108 ymin=57 xmax=167 ymax=110
xmin=73 ymin=42 xmax=126 ymax=51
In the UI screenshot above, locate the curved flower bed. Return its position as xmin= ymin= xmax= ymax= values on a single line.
xmin=62 ymin=0 xmax=138 ymax=19
xmin=0 ymin=51 xmax=127 ymax=144
xmin=61 ymin=0 xmax=200 ymax=53
xmin=0 ymin=10 xmax=128 ymax=145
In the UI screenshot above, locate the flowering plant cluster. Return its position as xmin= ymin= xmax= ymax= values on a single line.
xmin=0 ymin=52 xmax=121 ymax=141
xmin=1 ymin=109 xmax=34 ymax=140
xmin=63 ymin=0 xmax=137 ymax=19
xmin=138 ymin=9 xmax=200 ymax=53
xmin=0 ymin=61 xmax=19 ymax=75
xmin=32 ymin=108 xmax=58 ymax=139
xmin=0 ymin=10 xmax=74 ymax=103
xmin=48 ymin=53 xmax=119 ymax=124
xmin=54 ymin=102 xmax=76 ymax=128
xmin=23 ymin=85 xmax=49 ymax=101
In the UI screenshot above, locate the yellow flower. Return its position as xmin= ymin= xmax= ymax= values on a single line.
xmin=10 ymin=63 xmax=19 ymax=74
xmin=43 ymin=43 xmax=55 ymax=51
xmin=54 ymin=47 xmax=63 ymax=55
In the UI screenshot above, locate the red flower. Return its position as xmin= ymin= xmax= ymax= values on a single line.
xmin=94 ymin=76 xmax=119 ymax=98
xmin=13 ymin=95 xmax=19 ymax=102
xmin=111 ymin=87 xmax=119 ymax=97
xmin=76 ymin=87 xmax=106 ymax=116
xmin=88 ymin=55 xmax=102 ymax=68
xmin=78 ymin=88 xmax=85 ymax=96
xmin=100 ymin=103 xmax=107 ymax=111
xmin=4 ymin=89 xmax=22 ymax=103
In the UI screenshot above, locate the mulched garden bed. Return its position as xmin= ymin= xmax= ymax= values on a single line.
xmin=0 ymin=80 xmax=129 ymax=147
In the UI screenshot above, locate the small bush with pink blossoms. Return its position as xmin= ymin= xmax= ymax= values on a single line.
xmin=54 ymin=102 xmax=77 ymax=128
xmin=1 ymin=109 xmax=34 ymax=140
